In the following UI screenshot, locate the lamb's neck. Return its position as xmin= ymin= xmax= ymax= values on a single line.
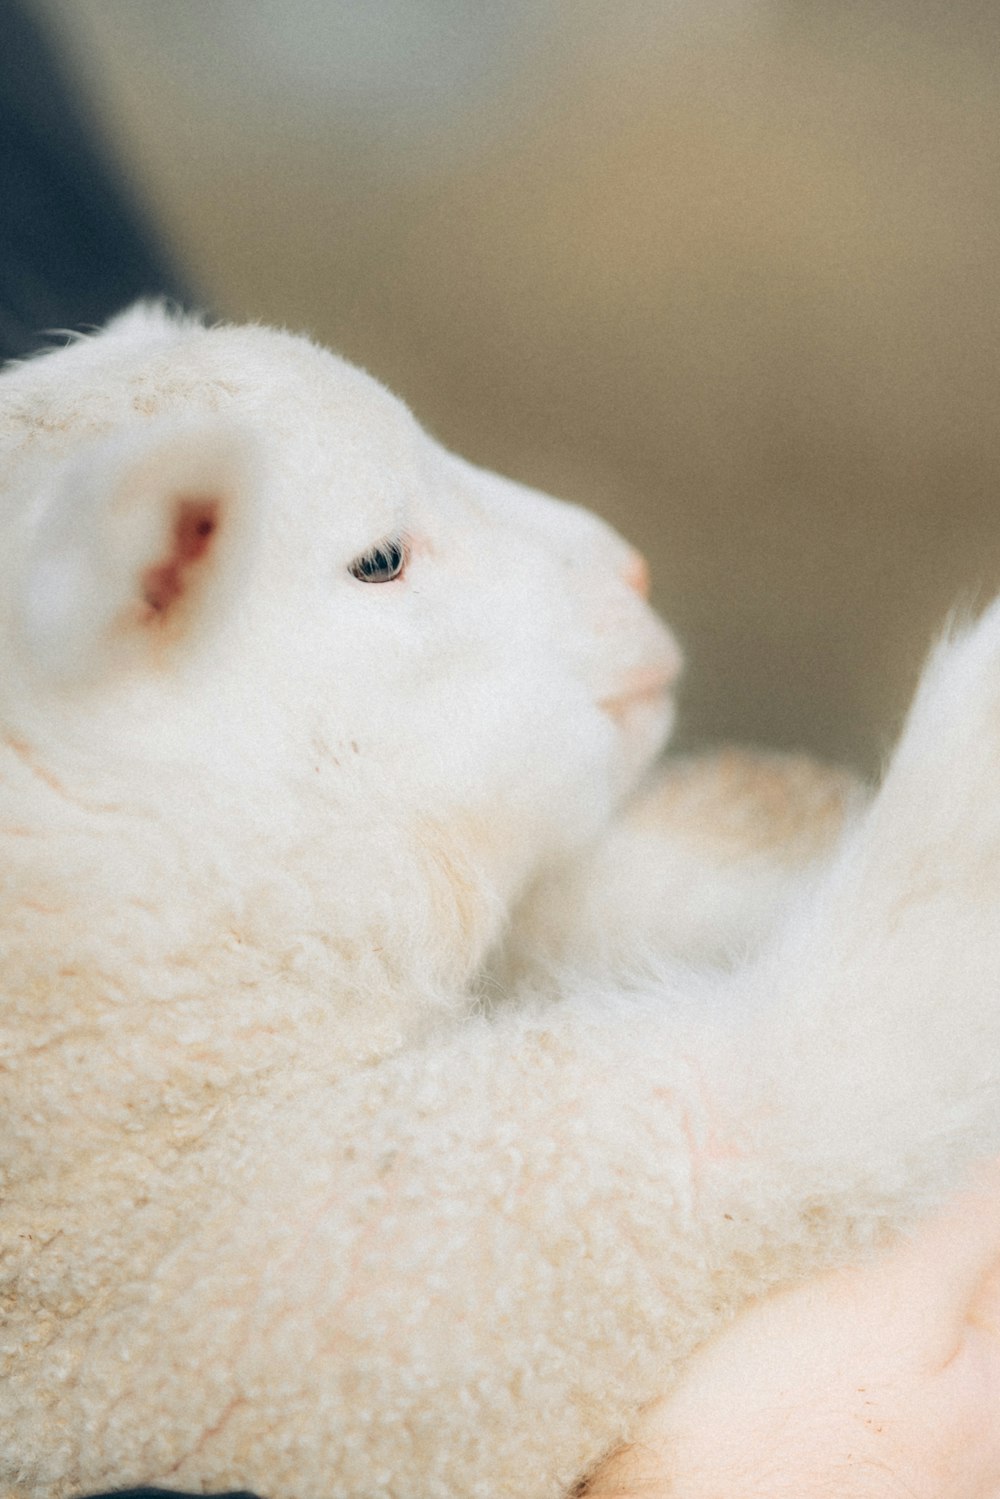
xmin=0 ymin=842 xmax=492 ymax=1185
xmin=0 ymin=772 xmax=521 ymax=1181
xmin=0 ymin=927 xmax=464 ymax=1187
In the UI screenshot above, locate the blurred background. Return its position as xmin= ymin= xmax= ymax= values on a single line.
xmin=20 ymin=0 xmax=1000 ymax=773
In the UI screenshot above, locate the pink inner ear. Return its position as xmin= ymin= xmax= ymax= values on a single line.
xmin=141 ymin=497 xmax=220 ymax=616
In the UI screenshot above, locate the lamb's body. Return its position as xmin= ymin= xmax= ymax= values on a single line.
xmin=2 ymin=309 xmax=998 ymax=1498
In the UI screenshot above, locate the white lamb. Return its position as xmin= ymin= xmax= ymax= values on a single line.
xmin=1 ymin=305 xmax=997 ymax=1499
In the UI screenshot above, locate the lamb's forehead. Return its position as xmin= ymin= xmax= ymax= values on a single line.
xmin=0 ymin=311 xmax=422 ymax=468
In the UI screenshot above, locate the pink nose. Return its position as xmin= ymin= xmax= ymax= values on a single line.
xmin=622 ymin=550 xmax=651 ymax=600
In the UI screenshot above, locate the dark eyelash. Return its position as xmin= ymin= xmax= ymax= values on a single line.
xmin=348 ymin=537 xmax=408 ymax=584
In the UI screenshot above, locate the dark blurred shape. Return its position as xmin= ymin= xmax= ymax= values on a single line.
xmin=0 ymin=0 xmax=190 ymax=363
xmin=79 ymin=1492 xmax=260 ymax=1499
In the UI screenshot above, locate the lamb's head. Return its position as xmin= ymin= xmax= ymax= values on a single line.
xmin=0 ymin=307 xmax=679 ymax=1092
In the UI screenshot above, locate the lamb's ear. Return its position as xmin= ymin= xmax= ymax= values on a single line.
xmin=18 ymin=418 xmax=260 ymax=686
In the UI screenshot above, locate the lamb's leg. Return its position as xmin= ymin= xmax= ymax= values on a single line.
xmin=499 ymin=748 xmax=861 ymax=978
xmin=735 ymin=603 xmax=1000 ymax=1250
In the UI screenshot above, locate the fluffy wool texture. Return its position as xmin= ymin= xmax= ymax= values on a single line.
xmin=2 ymin=306 xmax=998 ymax=1499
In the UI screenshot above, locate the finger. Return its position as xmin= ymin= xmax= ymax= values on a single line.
xmin=969 ymin=1262 xmax=1000 ymax=1337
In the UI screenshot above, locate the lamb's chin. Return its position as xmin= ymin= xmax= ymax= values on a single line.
xmin=605 ymin=687 xmax=676 ymax=794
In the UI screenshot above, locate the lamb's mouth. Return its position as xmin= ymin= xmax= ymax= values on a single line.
xmin=598 ymin=669 xmax=674 ymax=722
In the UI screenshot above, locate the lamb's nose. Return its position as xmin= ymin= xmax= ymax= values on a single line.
xmin=622 ymin=550 xmax=651 ymax=600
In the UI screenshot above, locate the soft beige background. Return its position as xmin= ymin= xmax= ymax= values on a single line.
xmin=31 ymin=0 xmax=1000 ymax=773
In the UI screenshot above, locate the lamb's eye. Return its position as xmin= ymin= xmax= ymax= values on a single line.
xmin=348 ymin=537 xmax=408 ymax=584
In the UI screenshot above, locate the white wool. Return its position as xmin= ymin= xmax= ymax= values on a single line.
xmin=1 ymin=306 xmax=998 ymax=1499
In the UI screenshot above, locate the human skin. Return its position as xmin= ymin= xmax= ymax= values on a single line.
xmin=585 ymin=1162 xmax=1000 ymax=1499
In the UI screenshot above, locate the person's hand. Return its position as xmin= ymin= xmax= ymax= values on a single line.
xmin=585 ymin=1163 xmax=1000 ymax=1498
